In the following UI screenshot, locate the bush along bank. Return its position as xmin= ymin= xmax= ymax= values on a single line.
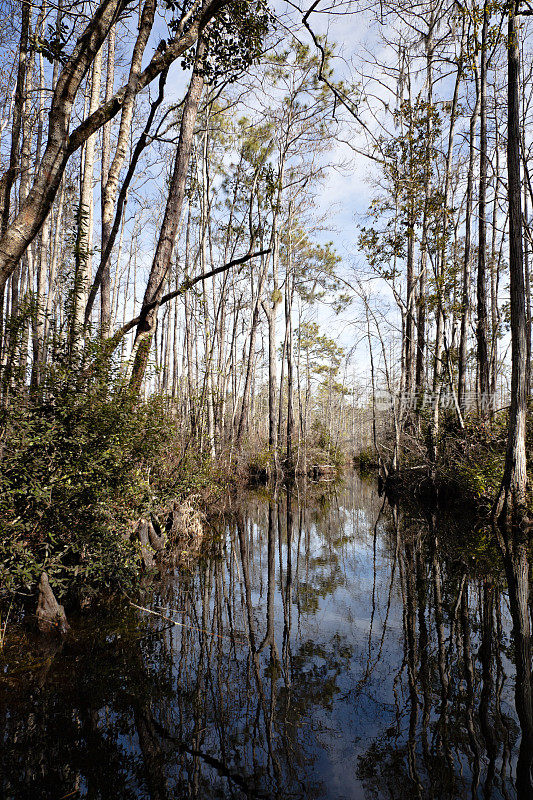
xmin=357 ymin=410 xmax=533 ymax=518
xmin=244 ymin=420 xmax=347 ymax=485
xmin=0 ymin=357 xmax=223 ymax=631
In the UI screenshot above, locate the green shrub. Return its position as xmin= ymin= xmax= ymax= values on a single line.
xmin=355 ymin=448 xmax=375 ymax=474
xmin=0 ymin=352 xmax=172 ymax=603
xmin=310 ymin=420 xmax=344 ymax=468
xmin=247 ymin=446 xmax=273 ymax=481
xmin=438 ymin=414 xmax=508 ymax=501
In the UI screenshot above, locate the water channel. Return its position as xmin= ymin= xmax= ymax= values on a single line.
xmin=1 ymin=475 xmax=532 ymax=799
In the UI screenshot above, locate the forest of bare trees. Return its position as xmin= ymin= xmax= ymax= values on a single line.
xmin=351 ymin=0 xmax=532 ymax=528
xmin=1 ymin=2 xmax=533 ymax=797
xmin=0 ymin=0 xmax=531 ymax=598
xmin=0 ymin=0 xmax=366 ymax=477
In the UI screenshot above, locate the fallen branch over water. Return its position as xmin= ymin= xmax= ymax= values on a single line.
xmin=129 ymin=601 xmax=237 ymax=641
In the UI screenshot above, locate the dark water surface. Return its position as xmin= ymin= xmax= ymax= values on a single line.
xmin=1 ymin=475 xmax=532 ymax=799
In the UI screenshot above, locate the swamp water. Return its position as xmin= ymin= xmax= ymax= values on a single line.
xmin=1 ymin=475 xmax=532 ymax=799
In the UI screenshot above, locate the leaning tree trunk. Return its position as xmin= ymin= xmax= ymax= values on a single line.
xmin=0 ymin=0 xmax=30 ymax=380
xmin=0 ymin=0 xmax=128 ymax=291
xmin=129 ymin=39 xmax=206 ymax=393
xmin=0 ymin=0 xmax=227 ymax=294
xmin=0 ymin=0 xmax=30 ymax=236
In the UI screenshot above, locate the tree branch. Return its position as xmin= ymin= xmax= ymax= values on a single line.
xmin=67 ymin=0 xmax=229 ymax=155
xmin=84 ymin=68 xmax=169 ymax=325
xmin=94 ymin=248 xmax=270 ymax=362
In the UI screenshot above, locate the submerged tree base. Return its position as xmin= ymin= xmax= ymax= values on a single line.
xmin=361 ymin=409 xmax=533 ymax=521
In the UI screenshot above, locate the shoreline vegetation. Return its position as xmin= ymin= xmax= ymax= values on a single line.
xmin=357 ymin=406 xmax=533 ymax=518
xmin=0 ymin=318 xmax=529 ymax=638
xmin=0 ymin=0 xmax=531 ymax=660
xmin=1 ymin=432 xmax=522 ymax=646
xmin=1 ymin=398 xmax=525 ymax=642
xmin=0 ymin=354 xmax=347 ymax=631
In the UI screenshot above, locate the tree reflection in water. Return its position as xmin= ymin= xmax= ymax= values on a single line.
xmin=0 ymin=475 xmax=531 ymax=799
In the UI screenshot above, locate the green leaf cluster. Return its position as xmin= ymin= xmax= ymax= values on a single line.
xmin=0 ymin=353 xmax=172 ymax=603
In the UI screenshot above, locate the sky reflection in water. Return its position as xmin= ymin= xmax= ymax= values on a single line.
xmin=1 ymin=475 xmax=531 ymax=799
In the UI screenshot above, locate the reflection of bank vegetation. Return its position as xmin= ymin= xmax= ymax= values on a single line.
xmin=1 ymin=478 xmax=531 ymax=798
xmin=359 ymin=500 xmax=531 ymax=799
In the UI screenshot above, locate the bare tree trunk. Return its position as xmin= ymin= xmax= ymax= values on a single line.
xmin=100 ymin=22 xmax=116 ymax=334
xmin=477 ymin=0 xmax=491 ymax=408
xmin=129 ymin=39 xmax=206 ymax=392
xmin=42 ymin=178 xmax=65 ymax=355
xmin=522 ymin=67 xmax=532 ymax=398
xmin=30 ymin=8 xmax=50 ymax=390
xmin=262 ymin=219 xmax=281 ymax=472
xmin=490 ymin=100 xmax=500 ymax=396
xmin=415 ymin=27 xmax=435 ymax=398
xmin=524 ymin=174 xmax=531 ymax=399
xmin=198 ymin=122 xmax=216 ymax=456
xmin=405 ymin=216 xmax=415 ymax=402
xmin=495 ymin=2 xmax=528 ymax=525
xmin=458 ymin=72 xmax=481 ymax=411
xmin=0 ymin=0 xmax=30 ymax=384
xmin=74 ymin=48 xmax=103 ymax=338
xmin=264 ymin=300 xmax=280 ymax=468
xmin=427 ymin=23 xmax=464 ymax=451
xmin=285 ymin=271 xmax=295 ymax=474
xmin=183 ymin=206 xmax=197 ymax=437
xmin=101 ymin=1 xmax=156 ymax=336
xmin=236 ymin=255 xmax=267 ymax=446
